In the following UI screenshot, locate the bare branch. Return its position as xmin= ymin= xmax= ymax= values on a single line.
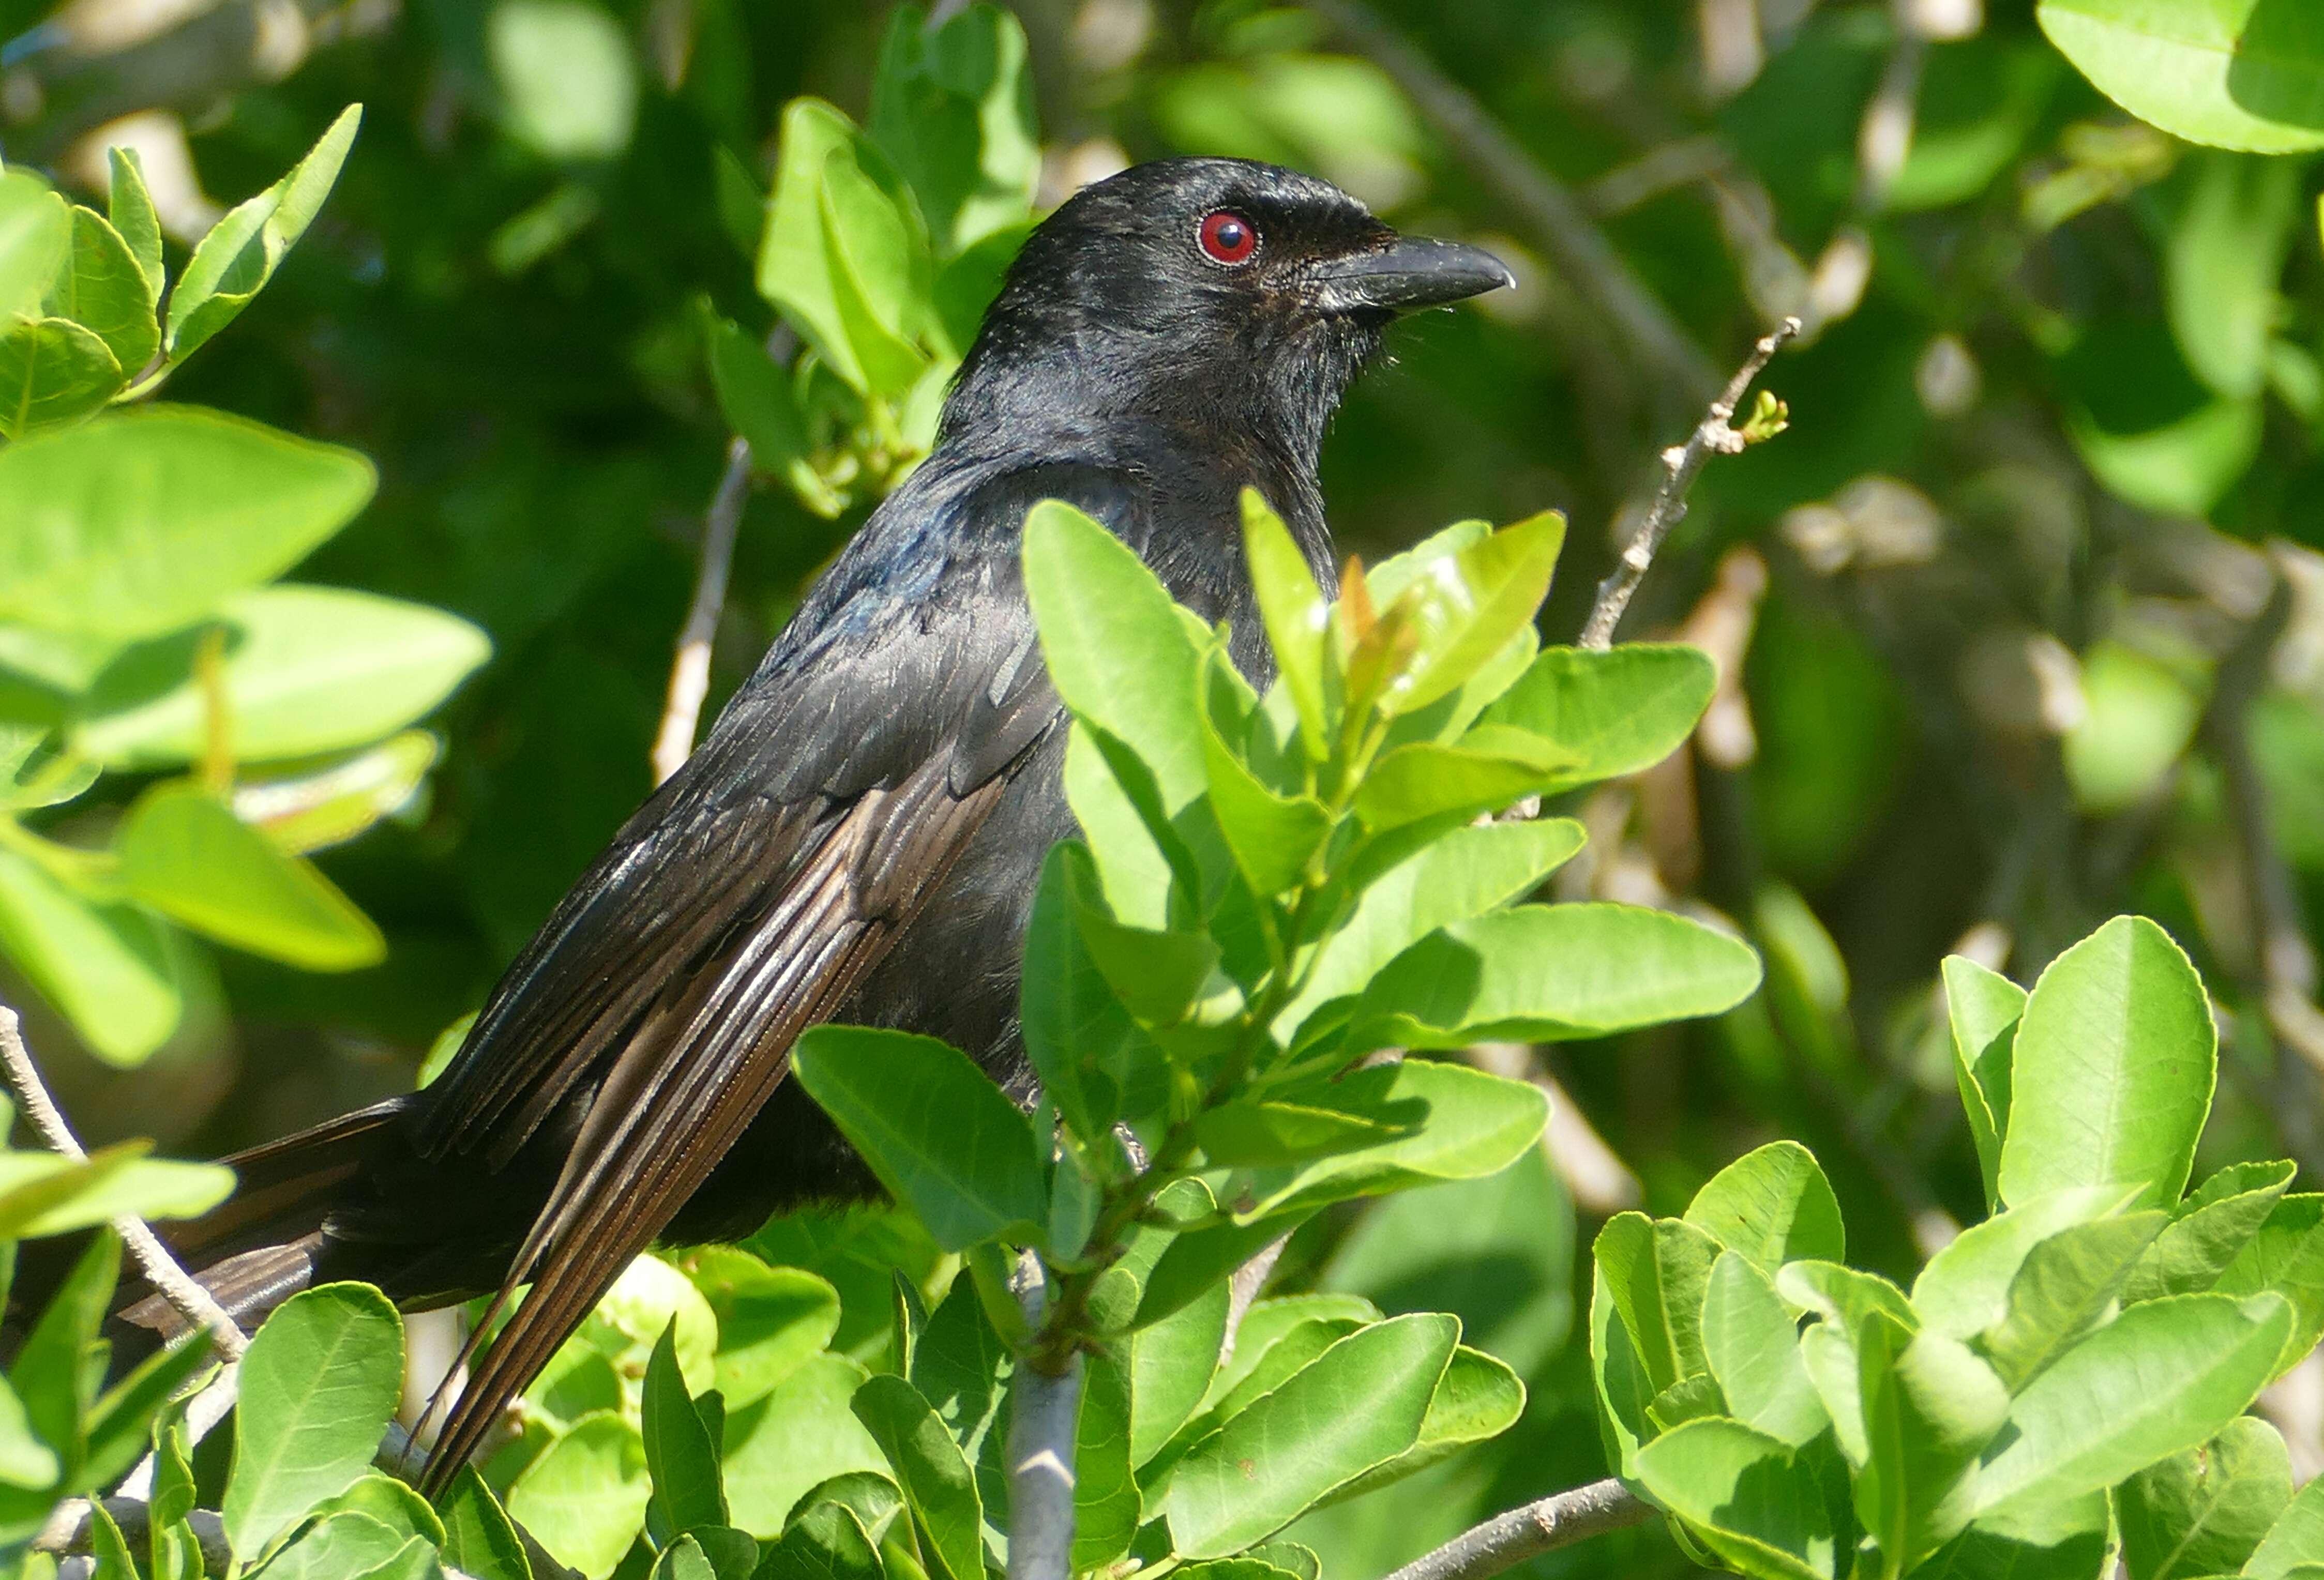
xmin=1380 ymin=1478 xmax=1653 ymax=1580
xmin=1300 ymin=0 xmax=1719 ymax=404
xmin=1006 ymin=1253 xmax=1081 ymax=1580
xmin=1578 ymin=317 xmax=1800 ymax=651
xmin=651 ymin=327 xmax=796 ymax=785
xmin=0 ymin=1005 xmax=247 ymax=1359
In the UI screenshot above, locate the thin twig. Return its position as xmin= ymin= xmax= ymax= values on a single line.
xmin=1006 ymin=1252 xmax=1081 ymax=1580
xmin=1578 ymin=317 xmax=1800 ymax=651
xmin=650 ymin=326 xmax=796 ymax=786
xmin=0 ymin=1006 xmax=247 ymax=1359
xmin=1301 ymin=0 xmax=1719 ymax=404
xmin=1380 ymin=1478 xmax=1653 ymax=1580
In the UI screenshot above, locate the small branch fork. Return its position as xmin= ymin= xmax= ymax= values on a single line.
xmin=0 ymin=1005 xmax=246 ymax=1360
xmin=1578 ymin=317 xmax=1801 ymax=651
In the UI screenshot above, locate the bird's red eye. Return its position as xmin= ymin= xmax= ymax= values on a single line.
xmin=1198 ymin=209 xmax=1259 ymax=265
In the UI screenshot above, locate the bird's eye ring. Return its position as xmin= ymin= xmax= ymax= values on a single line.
xmin=1198 ymin=209 xmax=1259 ymax=266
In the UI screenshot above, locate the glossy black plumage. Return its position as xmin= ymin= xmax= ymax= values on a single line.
xmin=115 ymin=157 xmax=1512 ymax=1484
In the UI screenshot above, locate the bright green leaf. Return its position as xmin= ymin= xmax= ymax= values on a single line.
xmin=2119 ymin=1416 xmax=2291 ymax=1580
xmin=506 ymin=1411 xmax=652 ymax=1580
xmin=0 ymin=315 xmax=122 ymax=437
xmin=116 ymin=782 xmax=385 ymax=970
xmin=1941 ymin=955 xmax=2024 ymax=1211
xmin=2036 ymin=0 xmax=2324 ymax=154
xmin=791 ymin=1025 xmax=1044 ymax=1251
xmin=1684 ymin=1141 xmax=1846 ymax=1273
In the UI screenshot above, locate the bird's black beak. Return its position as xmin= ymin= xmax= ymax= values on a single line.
xmin=1310 ymin=237 xmax=1516 ymax=315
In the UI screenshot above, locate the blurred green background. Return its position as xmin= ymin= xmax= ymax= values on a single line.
xmin=4 ymin=0 xmax=2322 ymax=1572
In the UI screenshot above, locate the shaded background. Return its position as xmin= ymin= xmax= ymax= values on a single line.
xmin=5 ymin=0 xmax=2322 ymax=1570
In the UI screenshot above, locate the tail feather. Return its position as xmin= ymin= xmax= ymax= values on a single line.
xmin=107 ymin=1098 xmax=413 ymax=1350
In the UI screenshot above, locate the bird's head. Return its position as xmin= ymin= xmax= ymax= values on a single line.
xmin=945 ymin=158 xmax=1512 ymax=480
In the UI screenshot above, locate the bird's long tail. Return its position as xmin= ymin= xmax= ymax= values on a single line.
xmin=104 ymin=1098 xmax=412 ymax=1348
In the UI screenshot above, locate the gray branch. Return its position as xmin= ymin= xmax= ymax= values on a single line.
xmin=1005 ymin=1254 xmax=1082 ymax=1580
xmin=1578 ymin=317 xmax=1800 ymax=650
xmin=1380 ymin=1478 xmax=1654 ymax=1580
xmin=0 ymin=1004 xmax=247 ymax=1359
xmin=650 ymin=325 xmax=796 ymax=786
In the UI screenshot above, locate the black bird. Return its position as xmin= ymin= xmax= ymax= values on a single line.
xmin=117 ymin=158 xmax=1511 ymax=1482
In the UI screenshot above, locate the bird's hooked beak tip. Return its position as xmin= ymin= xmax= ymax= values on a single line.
xmin=1310 ymin=236 xmax=1516 ymax=316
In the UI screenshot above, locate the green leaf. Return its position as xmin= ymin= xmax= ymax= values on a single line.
xmin=1474 ymin=643 xmax=1718 ymax=791
xmin=1349 ymin=737 xmax=1572 ymax=833
xmin=851 ymin=1374 xmax=983 ymax=1580
xmin=1194 ymin=1097 xmax=1420 ymax=1167
xmin=1855 ymin=1318 xmax=2009 ymax=1572
xmin=2035 ymin=0 xmax=2324 ymax=153
xmin=116 ymin=782 xmax=386 ymax=970
xmin=506 ymin=1411 xmax=652 ymax=1580
xmin=75 ymin=585 xmax=490 ymax=769
xmin=0 ymin=315 xmax=122 ymax=437
xmin=2119 ymin=1416 xmax=2291 ymax=1580
xmin=1019 ymin=843 xmax=1146 ymax=1149
xmin=2248 ymin=1473 xmax=2324 ymax=1579
xmin=81 ymin=1329 xmax=214 ymax=1495
xmin=758 ymin=101 xmax=929 ymax=396
xmin=0 ymin=407 xmax=376 ymax=641
xmin=722 ymin=1361 xmax=888 ymax=1540
xmin=436 ymin=1467 xmax=535 ymax=1580
xmin=1912 ymin=1186 xmax=2143 ymax=1341
xmin=1164 ymin=1312 xmax=1457 ymax=1557
xmin=0 ymin=174 xmax=71 ymax=321
xmin=230 ymin=731 xmax=441 ymax=855
xmin=705 ymin=317 xmax=841 ymax=518
xmin=2122 ymin=1160 xmax=2297 ymax=1303
xmin=1702 ymin=1253 xmax=1829 ymax=1447
xmin=223 ymin=1283 xmax=405 ymax=1559
xmin=0 ymin=1369 xmax=58 ymax=1491
xmin=791 ymin=1026 xmax=1044 ymax=1251
xmin=1199 ymin=649 xmax=1332 ymax=896
xmin=1375 ymin=511 xmax=1565 ymax=716
xmin=2208 ymin=1193 xmax=2324 ymax=1375
xmin=1221 ymin=1061 xmax=1545 ymax=1222
xmin=9 ymin=1228 xmax=114 ymax=1498
xmin=1074 ymin=1349 xmax=1140 ymax=1571
xmin=1998 ymin=916 xmax=2215 ymax=1210
xmin=1280 ymin=817 xmax=1582 ymax=1037
xmin=1593 ymin=1211 xmax=1722 ymax=1394
xmin=2169 ymin=153 xmax=2302 ymax=399
xmin=105 ymin=148 xmax=163 ymax=306
xmin=1973 ymin=1292 xmax=2293 ymax=1516
xmin=684 ymin=1249 xmax=841 ymax=1411
xmin=307 ymin=1472 xmax=446 ymax=1546
xmin=1980 ymin=1209 xmax=2169 ymax=1389
xmin=1911 ymin=1491 xmax=2114 ymax=1580
xmin=254 ymin=1511 xmax=410 ymax=1580
xmin=1320 ymin=1343 xmax=1525 ymax=1503
xmin=1241 ymin=490 xmax=1329 ymax=759
xmin=649 ymin=1535 xmax=714 ymax=1580
xmin=1683 ymin=1141 xmax=1846 ymax=1273
xmin=642 ymin=1321 xmax=727 ymax=1535
xmin=1589 ymin=1260 xmax=1654 ymax=1479
xmin=868 ymin=3 xmax=1040 ymax=255
xmin=165 ymin=105 xmax=362 ymax=362
xmin=44 ymin=205 xmax=158 ymax=377
xmin=1023 ymin=499 xmax=1210 ymax=811
xmin=1634 ymin=1417 xmax=1844 ymax=1580
xmin=87 ymin=1500 xmax=134 ymax=1580
xmin=1054 ymin=838 xmax=1219 ymax=1027
xmin=1127 ymin=1277 xmax=1229 ymax=1467
xmin=0 ymin=1141 xmax=232 ymax=1238
xmin=1941 ymin=955 xmax=2023 ymax=1210
xmin=1348 ymin=903 xmax=1762 ymax=1051
xmin=759 ymin=1499 xmax=883 ymax=1580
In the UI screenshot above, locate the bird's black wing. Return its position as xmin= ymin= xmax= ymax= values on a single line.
xmin=409 ymin=460 xmax=1138 ymax=1484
